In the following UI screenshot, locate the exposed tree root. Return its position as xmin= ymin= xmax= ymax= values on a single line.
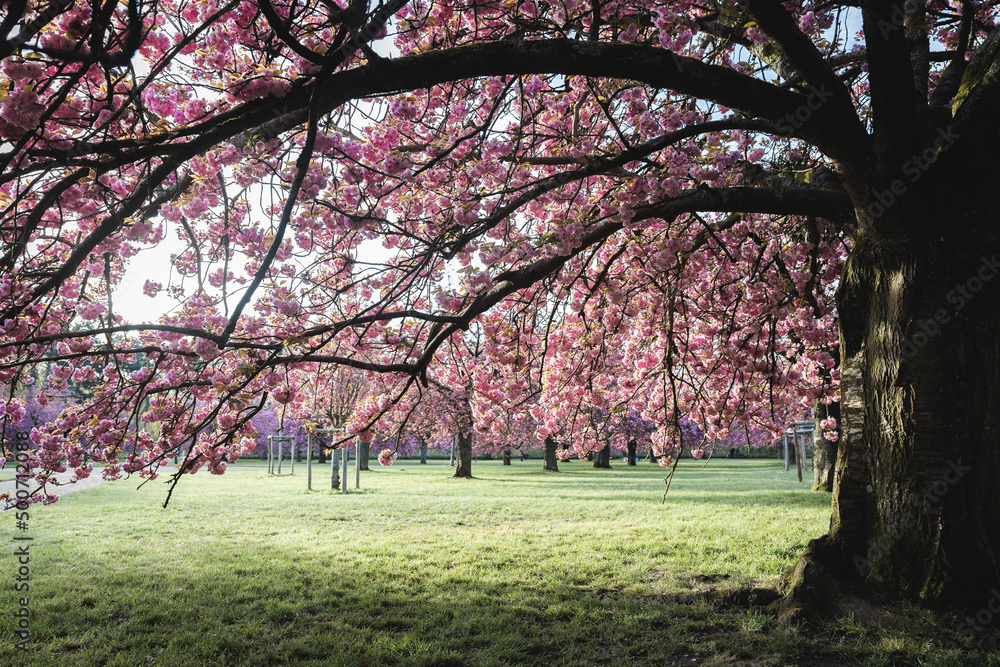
xmin=773 ymin=537 xmax=845 ymax=625
xmin=769 ymin=537 xmax=943 ymax=633
xmin=682 ymin=537 xmax=950 ymax=633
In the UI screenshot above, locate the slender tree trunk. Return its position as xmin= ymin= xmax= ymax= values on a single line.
xmin=812 ymin=398 xmax=839 ymax=492
xmin=502 ymin=447 xmax=511 ymax=465
xmin=356 ymin=440 xmax=370 ymax=471
xmin=543 ymin=435 xmax=559 ymax=472
xmin=318 ymin=446 xmax=326 ymax=464
xmin=626 ymin=438 xmax=637 ymax=466
xmin=331 ymin=454 xmax=340 ymax=490
xmin=593 ymin=445 xmax=611 ymax=469
xmin=420 ymin=440 xmax=428 ymax=464
xmin=453 ymin=431 xmax=473 ymax=478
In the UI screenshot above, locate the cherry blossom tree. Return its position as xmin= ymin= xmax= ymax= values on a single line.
xmin=296 ymin=363 xmax=369 ymax=464
xmin=1 ymin=0 xmax=998 ymax=614
xmin=609 ymin=410 xmax=655 ymax=466
xmin=345 ymin=367 xmax=476 ymax=475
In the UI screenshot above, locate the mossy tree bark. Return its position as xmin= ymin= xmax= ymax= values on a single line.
xmin=824 ymin=234 xmax=1000 ymax=609
xmin=783 ymin=86 xmax=1000 ymax=613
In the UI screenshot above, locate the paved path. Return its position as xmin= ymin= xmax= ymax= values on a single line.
xmin=0 ymin=470 xmax=106 ymax=508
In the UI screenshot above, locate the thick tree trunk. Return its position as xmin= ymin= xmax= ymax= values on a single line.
xmin=357 ymin=440 xmax=370 ymax=471
xmin=593 ymin=445 xmax=611 ymax=469
xmin=626 ymin=439 xmax=637 ymax=466
xmin=543 ymin=435 xmax=559 ymax=472
xmin=420 ymin=440 xmax=428 ymax=464
xmin=782 ymin=138 xmax=1000 ymax=616
xmin=502 ymin=447 xmax=511 ymax=465
xmin=453 ymin=431 xmax=473 ymax=478
xmin=834 ymin=250 xmax=999 ymax=608
xmin=812 ymin=399 xmax=839 ymax=492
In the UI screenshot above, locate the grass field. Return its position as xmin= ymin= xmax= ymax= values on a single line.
xmin=1 ymin=458 xmax=997 ymax=666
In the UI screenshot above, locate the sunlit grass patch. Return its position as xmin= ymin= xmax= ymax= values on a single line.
xmin=2 ymin=459 xmax=998 ymax=665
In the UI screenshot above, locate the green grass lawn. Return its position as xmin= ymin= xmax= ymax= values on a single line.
xmin=1 ymin=459 xmax=997 ymax=666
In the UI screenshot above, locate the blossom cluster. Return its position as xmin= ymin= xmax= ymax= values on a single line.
xmin=3 ymin=0 xmax=953 ymax=503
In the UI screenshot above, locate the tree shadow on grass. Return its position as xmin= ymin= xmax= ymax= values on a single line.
xmin=17 ymin=532 xmax=998 ymax=667
xmin=9 ymin=550 xmax=878 ymax=667
xmin=8 ymin=461 xmax=949 ymax=667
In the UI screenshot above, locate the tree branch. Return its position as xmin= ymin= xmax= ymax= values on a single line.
xmin=861 ymin=0 xmax=922 ymax=174
xmin=346 ymin=185 xmax=854 ymax=377
xmin=739 ymin=0 xmax=854 ymax=104
xmin=2 ymin=39 xmax=866 ymax=325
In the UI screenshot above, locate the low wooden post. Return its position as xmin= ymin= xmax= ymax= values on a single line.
xmin=331 ymin=448 xmax=339 ymax=490
xmin=795 ymin=431 xmax=803 ymax=483
xmin=307 ymin=433 xmax=313 ymax=491
xmin=341 ymin=447 xmax=348 ymax=494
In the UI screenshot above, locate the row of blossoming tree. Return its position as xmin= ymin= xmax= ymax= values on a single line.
xmin=1 ymin=0 xmax=999 ymax=614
